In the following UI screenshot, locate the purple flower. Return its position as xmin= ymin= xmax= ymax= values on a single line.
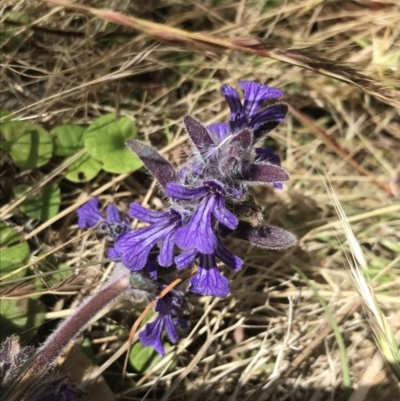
xmin=75 ymin=80 xmax=296 ymax=359
xmin=220 ymin=80 xmax=287 ymax=138
xmin=77 ymin=197 xmax=130 ymax=238
xmin=139 ymin=293 xmax=179 ymax=357
xmin=166 ymin=180 xmax=238 ymax=254
xmin=190 ymin=255 xmax=230 ymax=297
xmin=175 ymin=236 xmax=242 ymax=297
xmin=114 ymin=203 xmax=181 ymax=270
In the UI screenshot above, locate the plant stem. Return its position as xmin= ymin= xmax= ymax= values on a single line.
xmin=2 ymin=266 xmax=130 ymax=401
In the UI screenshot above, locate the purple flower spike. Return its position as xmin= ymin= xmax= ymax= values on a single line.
xmin=139 ymin=293 xmax=178 ymax=357
xmin=75 ymin=80 xmax=295 ymax=359
xmin=190 ymin=253 xmax=230 ymax=298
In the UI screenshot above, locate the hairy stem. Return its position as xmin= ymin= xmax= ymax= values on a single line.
xmin=2 ymin=266 xmax=130 ymax=401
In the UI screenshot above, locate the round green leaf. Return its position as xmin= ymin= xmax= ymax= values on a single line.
xmin=1 ymin=121 xmax=53 ymax=168
xmin=52 ymin=124 xmax=85 ymax=157
xmin=0 ymin=224 xmax=29 ymax=279
xmin=84 ymin=114 xmax=142 ymax=174
xmin=65 ymin=153 xmax=102 ymax=182
xmin=0 ymin=298 xmax=45 ymax=343
xmin=0 ymin=243 xmax=29 ymax=275
xmin=15 ymin=184 xmax=61 ymax=221
xmin=129 ymin=342 xmax=158 ymax=373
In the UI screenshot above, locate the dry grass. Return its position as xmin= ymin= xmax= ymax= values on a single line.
xmin=1 ymin=0 xmax=400 ymax=400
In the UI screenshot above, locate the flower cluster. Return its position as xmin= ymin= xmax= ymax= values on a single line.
xmin=77 ymin=81 xmax=296 ymax=357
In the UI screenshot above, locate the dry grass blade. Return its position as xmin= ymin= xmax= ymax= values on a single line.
xmin=43 ymin=0 xmax=399 ymax=108
xmin=325 ymin=177 xmax=400 ymax=381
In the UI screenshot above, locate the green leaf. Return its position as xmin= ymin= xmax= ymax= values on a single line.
xmin=52 ymin=124 xmax=85 ymax=157
xmin=0 ymin=243 xmax=30 ymax=277
xmin=0 ymin=224 xmax=29 ymax=279
xmin=15 ymin=184 xmax=61 ymax=221
xmin=64 ymin=153 xmax=102 ymax=182
xmin=0 ymin=223 xmax=21 ymax=246
xmin=1 ymin=121 xmax=53 ymax=168
xmin=54 ymin=263 xmax=74 ymax=281
xmin=84 ymin=114 xmax=142 ymax=174
xmin=129 ymin=342 xmax=158 ymax=373
xmin=0 ymin=298 xmax=45 ymax=342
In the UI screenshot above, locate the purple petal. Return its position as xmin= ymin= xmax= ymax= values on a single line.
xmin=244 ymin=163 xmax=289 ymax=184
xmin=139 ymin=315 xmax=165 ymax=357
xmin=175 ymin=248 xmax=197 ymax=270
xmin=163 ymin=315 xmax=178 ymax=344
xmin=249 ymin=103 xmax=288 ymax=129
xmin=126 ymin=140 xmax=178 ymax=188
xmin=175 ymin=196 xmax=218 ymax=254
xmin=77 ymin=198 xmax=104 ymax=229
xmin=255 ymin=147 xmax=281 ymax=165
xmin=221 ymin=84 xmax=242 ymax=117
xmin=190 ymin=254 xmax=230 ymax=297
xmin=213 ymin=196 xmax=238 ymax=229
xmin=107 ymin=247 xmax=120 ymax=259
xmin=232 ymin=221 xmax=297 ymax=249
xmin=106 ymin=205 xmax=122 ymax=223
xmin=215 ymin=239 xmax=242 ymax=271
xmin=183 ymin=115 xmax=215 ymax=155
xmin=129 ymin=203 xmax=171 ymax=223
xmin=207 ymin=123 xmax=229 ymax=141
xmin=239 ymin=81 xmax=284 ymax=117
xmin=158 ymin=230 xmax=176 ymax=267
xmin=116 ymin=223 xmax=175 ymax=270
xmin=157 ymin=295 xmax=178 ymax=343
xmin=165 ymin=182 xmax=208 ymax=200
xmin=139 ymin=295 xmax=178 ymax=357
